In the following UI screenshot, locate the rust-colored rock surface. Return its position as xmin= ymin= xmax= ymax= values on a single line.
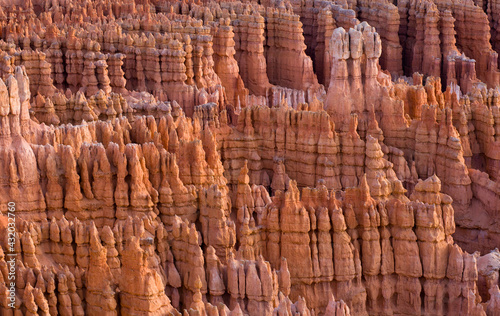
xmin=1 ymin=0 xmax=500 ymax=315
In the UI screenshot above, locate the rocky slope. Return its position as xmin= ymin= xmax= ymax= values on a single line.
xmin=0 ymin=0 xmax=500 ymax=315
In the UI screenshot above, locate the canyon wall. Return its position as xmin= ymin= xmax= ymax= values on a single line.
xmin=0 ymin=0 xmax=499 ymax=315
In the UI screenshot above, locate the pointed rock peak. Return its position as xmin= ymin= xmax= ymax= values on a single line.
xmin=328 ymin=291 xmax=336 ymax=303
xmin=101 ymin=226 xmax=114 ymax=243
xmin=359 ymin=174 xmax=370 ymax=195
xmin=257 ymin=254 xmax=267 ymax=267
xmin=297 ymin=295 xmax=307 ymax=306
xmin=416 ymin=174 xmax=441 ymax=193
xmin=89 ymin=221 xmax=101 ymax=249
xmin=285 ymin=179 xmax=300 ymax=201
xmin=393 ymin=180 xmax=407 ymax=195
xmin=206 ymin=245 xmax=216 ymax=257
xmin=238 ymin=160 xmax=250 ymax=184
xmin=229 ymin=303 xmax=243 ymax=316
xmin=6 ymin=74 xmax=20 ymax=114
xmin=75 ymin=90 xmax=87 ymax=103
xmin=278 ymin=291 xmax=286 ymax=301
xmin=0 ymin=77 xmax=8 ymax=115
xmin=280 ymin=257 xmax=288 ymax=270
xmin=450 ymin=244 xmax=464 ymax=259
xmin=429 ymin=173 xmax=441 ymax=184
xmin=15 ymin=66 xmax=29 ymax=98
xmin=366 ymin=134 xmax=379 ymax=147
xmin=194 ymin=276 xmax=203 ymax=291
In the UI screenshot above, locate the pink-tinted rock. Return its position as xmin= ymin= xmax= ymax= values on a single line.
xmin=1 ymin=1 xmax=500 ymax=315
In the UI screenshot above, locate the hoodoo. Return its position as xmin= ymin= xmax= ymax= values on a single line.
xmin=0 ymin=0 xmax=500 ymax=315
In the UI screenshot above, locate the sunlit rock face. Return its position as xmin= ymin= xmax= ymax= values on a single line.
xmin=0 ymin=0 xmax=500 ymax=315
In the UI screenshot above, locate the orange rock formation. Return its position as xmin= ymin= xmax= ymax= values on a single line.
xmin=0 ymin=0 xmax=500 ymax=315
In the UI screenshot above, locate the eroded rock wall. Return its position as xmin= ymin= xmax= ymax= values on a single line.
xmin=0 ymin=0 xmax=500 ymax=315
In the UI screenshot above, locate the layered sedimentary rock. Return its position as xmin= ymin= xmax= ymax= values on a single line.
xmin=1 ymin=0 xmax=500 ymax=315
xmin=213 ymin=18 xmax=249 ymax=112
xmin=355 ymin=0 xmax=403 ymax=74
xmin=264 ymin=4 xmax=321 ymax=93
xmin=324 ymin=22 xmax=384 ymax=130
xmin=396 ymin=0 xmax=500 ymax=87
xmin=228 ymin=3 xmax=273 ymax=96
